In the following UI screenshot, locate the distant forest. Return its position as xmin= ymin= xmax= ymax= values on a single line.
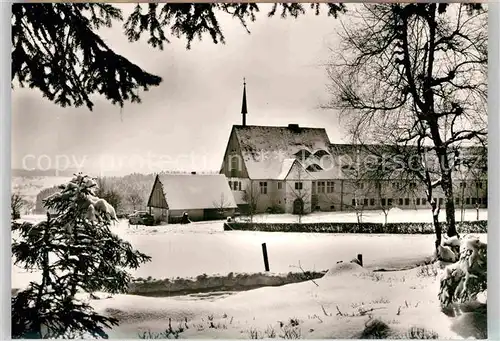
xmin=35 ymin=171 xmax=218 ymax=214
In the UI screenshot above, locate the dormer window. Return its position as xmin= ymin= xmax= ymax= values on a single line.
xmin=294 ymin=149 xmax=311 ymax=159
xmin=306 ymin=164 xmax=324 ymax=172
xmin=314 ymin=149 xmax=330 ymax=158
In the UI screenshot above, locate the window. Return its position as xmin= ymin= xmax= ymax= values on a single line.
xmin=416 ymin=198 xmax=420 ymax=205
xmin=359 ymin=182 xmax=365 ymax=190
xmin=439 ymin=198 xmax=444 ymax=206
xmin=476 ymin=182 xmax=483 ymax=189
xmin=455 ymin=198 xmax=460 ymax=205
xmin=230 ymin=155 xmax=240 ymax=177
xmin=352 ymin=199 xmax=356 ymax=206
xmin=278 ymin=182 xmax=283 ymax=190
xmin=311 ymin=182 xmax=316 ymax=194
xmin=399 ymin=198 xmax=404 ymax=206
xmin=327 ymin=181 xmax=335 ymax=193
xmin=315 ymin=206 xmax=321 ymax=211
xmin=466 ymin=197 xmax=471 ymax=205
xmin=472 ymin=198 xmax=477 ymax=205
xmin=259 ymin=182 xmax=268 ymax=194
xmin=295 ymin=182 xmax=303 ymax=190
xmin=388 ymin=198 xmax=393 ymax=206
xmin=330 ymin=205 xmax=335 ymax=210
xmin=233 ymin=181 xmax=241 ymax=191
xmin=460 ymin=182 xmax=466 ymax=188
xmin=364 ymin=198 xmax=369 ymax=206
xmin=381 ymin=198 xmax=386 ymax=206
xmin=318 ymin=181 xmax=326 ymax=193
xmin=422 ymin=198 xmax=427 ymax=205
xmin=370 ymin=198 xmax=375 ymax=206
xmin=478 ymin=198 xmax=482 ymax=205
xmin=405 ymin=198 xmax=410 ymax=206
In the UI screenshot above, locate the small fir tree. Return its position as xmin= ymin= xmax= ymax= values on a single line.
xmin=11 ymin=174 xmax=151 ymax=338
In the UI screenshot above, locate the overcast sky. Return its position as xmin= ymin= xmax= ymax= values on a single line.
xmin=12 ymin=4 xmax=347 ymax=176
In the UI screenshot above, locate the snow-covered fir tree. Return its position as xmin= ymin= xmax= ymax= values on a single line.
xmin=438 ymin=235 xmax=487 ymax=314
xmin=11 ymin=174 xmax=151 ymax=338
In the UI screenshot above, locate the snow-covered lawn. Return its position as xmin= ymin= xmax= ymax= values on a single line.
xmin=248 ymin=208 xmax=488 ymax=224
xmin=11 ymin=213 xmax=488 ymax=339
xmin=90 ymin=262 xmax=486 ymax=339
xmin=12 ymin=212 xmax=487 ymax=289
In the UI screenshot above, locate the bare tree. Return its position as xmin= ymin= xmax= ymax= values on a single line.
xmin=453 ymin=145 xmax=487 ymax=221
xmin=127 ymin=191 xmax=144 ymax=212
xmin=374 ymin=181 xmax=390 ymax=226
xmin=23 ymin=200 xmax=35 ymax=215
xmin=287 ymin=166 xmax=311 ymax=223
xmin=212 ymin=193 xmax=231 ymax=219
xmin=326 ymin=4 xmax=487 ymax=247
xmin=11 ymin=192 xmax=25 ymax=219
xmin=242 ymin=181 xmax=260 ymax=223
xmin=339 ymin=151 xmax=368 ymax=224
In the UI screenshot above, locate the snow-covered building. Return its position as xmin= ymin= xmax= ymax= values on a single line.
xmin=219 ymin=82 xmax=488 ymax=215
xmin=147 ymin=173 xmax=237 ymax=223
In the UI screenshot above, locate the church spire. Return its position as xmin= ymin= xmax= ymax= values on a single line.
xmin=241 ymin=78 xmax=247 ymax=126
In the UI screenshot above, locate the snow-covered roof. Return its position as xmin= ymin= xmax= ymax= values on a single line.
xmin=157 ymin=174 xmax=237 ymax=210
xmin=233 ymin=125 xmax=337 ymax=179
xmin=276 ymin=159 xmax=296 ymax=180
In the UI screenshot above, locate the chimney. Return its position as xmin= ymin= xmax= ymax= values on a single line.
xmin=288 ymin=124 xmax=300 ymax=132
xmin=191 ymin=171 xmax=196 ymax=175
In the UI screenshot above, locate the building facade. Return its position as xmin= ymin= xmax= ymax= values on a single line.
xmin=219 ymin=83 xmax=487 ymax=215
xmin=147 ymin=173 xmax=237 ymax=223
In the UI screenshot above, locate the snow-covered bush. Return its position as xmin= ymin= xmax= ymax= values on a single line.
xmin=224 ymin=221 xmax=487 ymax=234
xmin=11 ymin=174 xmax=151 ymax=338
xmin=438 ymin=235 xmax=487 ymax=309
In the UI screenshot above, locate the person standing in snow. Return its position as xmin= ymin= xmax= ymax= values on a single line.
xmin=180 ymin=212 xmax=191 ymax=224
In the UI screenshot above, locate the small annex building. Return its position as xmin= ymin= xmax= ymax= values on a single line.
xmin=147 ymin=173 xmax=237 ymax=223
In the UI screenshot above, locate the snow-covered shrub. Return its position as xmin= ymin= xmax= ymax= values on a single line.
xmin=439 ymin=236 xmax=487 ymax=308
xmin=225 ymin=221 xmax=487 ymax=234
xmin=11 ymin=174 xmax=151 ymax=338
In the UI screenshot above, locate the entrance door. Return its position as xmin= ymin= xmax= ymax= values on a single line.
xmin=293 ymin=198 xmax=304 ymax=215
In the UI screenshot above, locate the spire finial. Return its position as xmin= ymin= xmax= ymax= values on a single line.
xmin=241 ymin=78 xmax=248 ymax=126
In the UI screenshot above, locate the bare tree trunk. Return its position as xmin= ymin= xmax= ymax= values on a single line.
xmin=431 ymin=200 xmax=442 ymax=247
xmin=442 ymin=172 xmax=458 ymax=237
xmin=476 ymin=186 xmax=480 ymax=221
xmin=461 ymin=185 xmax=465 ymax=222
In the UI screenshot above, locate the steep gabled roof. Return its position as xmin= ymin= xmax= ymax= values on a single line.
xmin=232 ymin=125 xmax=333 ymax=179
xmin=276 ymin=159 xmax=296 ymax=180
xmin=156 ymin=174 xmax=237 ymax=210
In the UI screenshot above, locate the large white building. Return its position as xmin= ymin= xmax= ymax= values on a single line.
xmin=219 ymin=83 xmax=487 ymax=215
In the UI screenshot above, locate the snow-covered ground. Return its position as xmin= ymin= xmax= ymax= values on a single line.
xmin=11 ymin=212 xmax=488 ymax=339
xmin=12 ymin=211 xmax=487 ymax=289
xmin=247 ymin=208 xmax=488 ymax=224
xmin=89 ymin=262 xmax=486 ymax=339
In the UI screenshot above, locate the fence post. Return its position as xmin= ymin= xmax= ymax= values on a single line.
xmin=262 ymin=243 xmax=270 ymax=272
xmin=357 ymin=254 xmax=363 ymax=267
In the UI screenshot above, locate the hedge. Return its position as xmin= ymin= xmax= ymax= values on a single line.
xmin=224 ymin=220 xmax=487 ymax=234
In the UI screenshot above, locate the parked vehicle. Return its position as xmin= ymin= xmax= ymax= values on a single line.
xmin=128 ymin=211 xmax=154 ymax=226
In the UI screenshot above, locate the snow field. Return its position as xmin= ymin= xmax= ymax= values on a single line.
xmin=91 ymin=262 xmax=486 ymax=339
